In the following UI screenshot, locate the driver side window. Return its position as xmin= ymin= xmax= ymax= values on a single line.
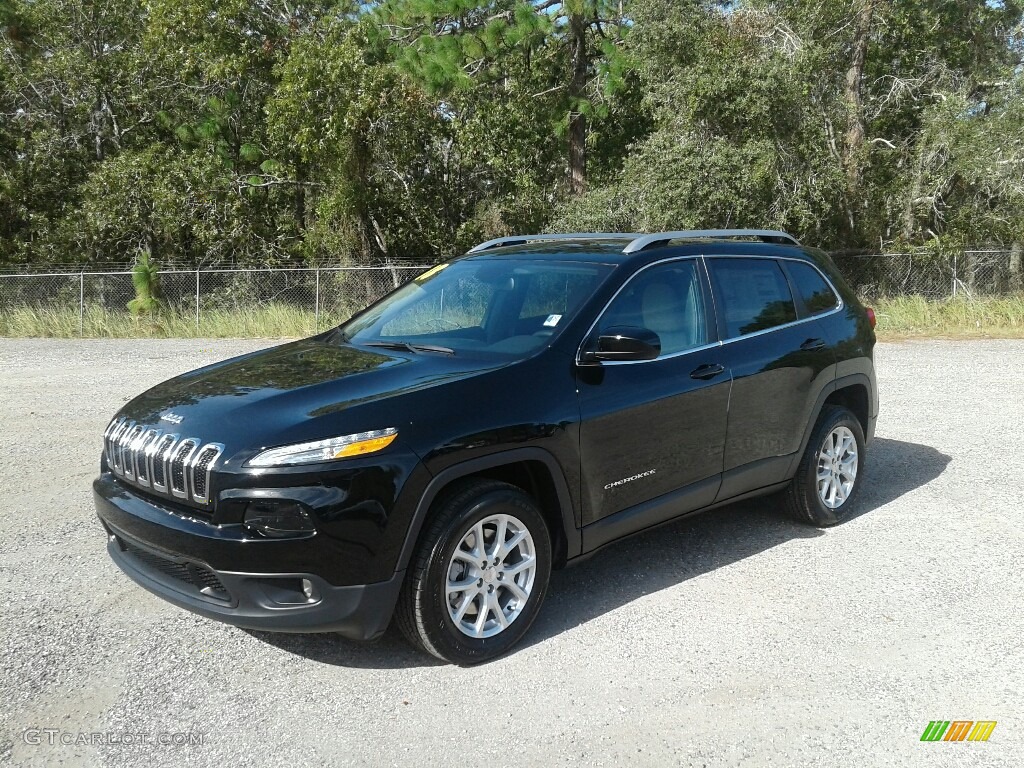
xmin=595 ymin=260 xmax=708 ymax=357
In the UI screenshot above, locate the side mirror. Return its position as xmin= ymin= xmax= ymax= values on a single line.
xmin=582 ymin=325 xmax=661 ymax=363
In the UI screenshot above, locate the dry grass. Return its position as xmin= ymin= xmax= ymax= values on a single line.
xmin=871 ymin=296 xmax=1024 ymax=340
xmin=0 ymin=304 xmax=321 ymax=338
xmin=1 ymin=296 xmax=1022 ymax=340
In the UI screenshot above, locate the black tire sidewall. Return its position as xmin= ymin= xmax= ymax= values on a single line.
xmin=418 ymin=488 xmax=552 ymax=664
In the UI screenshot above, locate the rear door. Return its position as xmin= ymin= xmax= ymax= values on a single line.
xmin=705 ymin=256 xmax=836 ymax=500
xmin=576 ymin=258 xmax=731 ymax=528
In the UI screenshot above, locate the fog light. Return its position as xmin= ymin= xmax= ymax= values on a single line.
xmin=302 ymin=579 xmax=316 ymax=601
xmin=243 ymin=501 xmax=316 ymax=538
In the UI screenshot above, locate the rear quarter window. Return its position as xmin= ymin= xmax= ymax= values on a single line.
xmin=785 ymin=261 xmax=840 ymax=315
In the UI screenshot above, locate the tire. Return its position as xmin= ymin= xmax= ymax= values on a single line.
xmin=784 ymin=405 xmax=866 ymax=527
xmin=395 ymin=479 xmax=552 ymax=664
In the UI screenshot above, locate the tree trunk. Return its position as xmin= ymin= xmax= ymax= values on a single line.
xmin=901 ymin=142 xmax=926 ymax=241
xmin=93 ymin=91 xmax=105 ymax=162
xmin=568 ymin=111 xmax=586 ymax=196
xmin=567 ymin=14 xmax=588 ymax=195
xmin=843 ymin=0 xmax=877 ymax=201
xmin=1010 ymin=242 xmax=1022 ymax=292
xmin=349 ymin=130 xmax=385 ymax=265
xmin=293 ymin=157 xmax=307 ymax=235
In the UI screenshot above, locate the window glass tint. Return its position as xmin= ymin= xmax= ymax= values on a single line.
xmin=595 ymin=260 xmax=707 ymax=357
xmin=708 ymin=258 xmax=797 ymax=338
xmin=787 ymin=261 xmax=839 ymax=315
xmin=518 ymin=271 xmax=596 ymax=322
xmin=380 ymin=272 xmax=493 ymax=337
xmin=340 ymin=259 xmax=611 ymax=360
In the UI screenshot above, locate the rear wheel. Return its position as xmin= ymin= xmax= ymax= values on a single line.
xmin=395 ymin=480 xmax=552 ymax=664
xmin=784 ymin=405 xmax=865 ymax=527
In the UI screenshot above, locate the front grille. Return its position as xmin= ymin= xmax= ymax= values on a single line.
xmin=119 ymin=538 xmax=230 ymax=601
xmin=105 ymin=417 xmax=224 ymax=506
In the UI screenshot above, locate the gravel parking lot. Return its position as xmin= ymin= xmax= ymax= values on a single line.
xmin=2 ymin=337 xmax=1022 ymax=767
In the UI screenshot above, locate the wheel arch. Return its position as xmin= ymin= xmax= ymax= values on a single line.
xmin=788 ymin=374 xmax=874 ymax=478
xmin=823 ymin=381 xmax=870 ymax=439
xmin=396 ymin=448 xmax=580 ymax=572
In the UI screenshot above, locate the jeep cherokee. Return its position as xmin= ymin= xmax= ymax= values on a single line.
xmin=94 ymin=229 xmax=878 ymax=664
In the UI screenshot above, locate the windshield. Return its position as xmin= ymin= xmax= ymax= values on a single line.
xmin=339 ymin=258 xmax=613 ymax=359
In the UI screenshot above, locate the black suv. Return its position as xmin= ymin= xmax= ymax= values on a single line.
xmin=94 ymin=230 xmax=878 ymax=663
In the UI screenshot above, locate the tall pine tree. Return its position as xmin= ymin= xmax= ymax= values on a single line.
xmin=374 ymin=0 xmax=630 ymax=195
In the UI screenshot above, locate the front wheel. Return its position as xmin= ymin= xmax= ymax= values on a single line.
xmin=784 ymin=405 xmax=866 ymax=527
xmin=395 ymin=480 xmax=552 ymax=664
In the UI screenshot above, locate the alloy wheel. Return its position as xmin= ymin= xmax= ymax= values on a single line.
xmin=816 ymin=425 xmax=858 ymax=509
xmin=445 ymin=514 xmax=537 ymax=639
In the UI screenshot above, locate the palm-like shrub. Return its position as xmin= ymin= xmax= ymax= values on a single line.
xmin=127 ymin=250 xmax=164 ymax=316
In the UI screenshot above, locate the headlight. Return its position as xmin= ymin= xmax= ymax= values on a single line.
xmin=246 ymin=428 xmax=398 ymax=467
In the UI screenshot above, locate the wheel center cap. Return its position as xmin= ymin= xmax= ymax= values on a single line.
xmin=482 ymin=568 xmax=496 ymax=585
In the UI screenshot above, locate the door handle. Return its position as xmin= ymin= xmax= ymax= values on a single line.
xmin=690 ymin=363 xmax=725 ymax=381
xmin=800 ymin=338 xmax=826 ymax=351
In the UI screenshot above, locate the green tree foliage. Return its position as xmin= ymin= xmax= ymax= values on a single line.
xmin=561 ymin=0 xmax=1024 ymax=250
xmin=372 ymin=0 xmax=631 ymax=194
xmin=556 ymin=1 xmax=849 ymax=244
xmin=268 ymin=19 xmax=463 ymax=265
xmin=0 ymin=0 xmax=1021 ymax=269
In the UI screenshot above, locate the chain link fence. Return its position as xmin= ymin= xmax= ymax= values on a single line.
xmin=0 ymin=249 xmax=1021 ymax=336
xmin=0 ymin=266 xmax=428 ymax=336
xmin=831 ymin=249 xmax=1024 ymax=300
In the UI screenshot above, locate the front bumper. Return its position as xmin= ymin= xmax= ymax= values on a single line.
xmin=94 ymin=476 xmax=404 ymax=640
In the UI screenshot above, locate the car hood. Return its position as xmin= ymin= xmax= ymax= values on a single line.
xmin=113 ymin=338 xmax=509 ymax=452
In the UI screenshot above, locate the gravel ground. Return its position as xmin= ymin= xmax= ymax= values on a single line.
xmin=1 ymin=337 xmax=1021 ymax=768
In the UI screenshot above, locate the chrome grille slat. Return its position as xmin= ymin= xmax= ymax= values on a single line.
xmin=151 ymin=433 xmax=178 ymax=492
xmin=103 ymin=417 xmax=126 ymax=467
xmin=190 ymin=444 xmax=224 ymax=504
xmin=170 ymin=439 xmax=199 ymax=498
xmin=108 ymin=419 xmax=130 ymax=473
xmin=132 ymin=429 xmax=160 ymax=487
xmin=102 ymin=419 xmax=223 ymax=508
xmin=120 ymin=425 xmax=144 ymax=481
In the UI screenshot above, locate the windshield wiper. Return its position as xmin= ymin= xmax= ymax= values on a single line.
xmin=363 ymin=341 xmax=456 ymax=356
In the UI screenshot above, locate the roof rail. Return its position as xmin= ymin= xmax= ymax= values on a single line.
xmin=467 ymin=233 xmax=641 ymax=253
xmin=622 ymin=229 xmax=800 ymax=254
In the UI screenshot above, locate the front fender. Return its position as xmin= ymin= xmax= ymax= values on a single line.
xmin=393 ymin=447 xmax=580 ymax=573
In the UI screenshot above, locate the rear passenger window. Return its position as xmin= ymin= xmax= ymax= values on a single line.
xmin=786 ymin=261 xmax=840 ymax=315
xmin=708 ymin=259 xmax=797 ymax=338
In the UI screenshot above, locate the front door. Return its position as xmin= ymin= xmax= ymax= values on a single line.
xmin=576 ymin=258 xmax=731 ymax=528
